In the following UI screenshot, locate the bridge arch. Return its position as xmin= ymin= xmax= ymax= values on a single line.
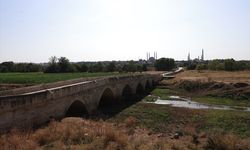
xmin=136 ymin=83 xmax=144 ymax=95
xmin=65 ymin=100 xmax=88 ymax=117
xmin=122 ymin=84 xmax=133 ymax=100
xmin=98 ymin=88 xmax=116 ymax=108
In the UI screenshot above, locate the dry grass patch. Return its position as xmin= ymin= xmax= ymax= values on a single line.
xmin=1 ymin=117 xmax=250 ymax=150
xmin=204 ymin=132 xmax=250 ymax=150
xmin=0 ymin=117 xmax=170 ymax=150
xmin=175 ymin=70 xmax=250 ymax=84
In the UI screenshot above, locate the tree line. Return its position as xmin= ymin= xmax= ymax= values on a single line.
xmin=0 ymin=61 xmax=42 ymax=72
xmin=3 ymin=57 xmax=248 ymax=73
xmin=0 ymin=56 xmax=148 ymax=73
xmin=187 ymin=59 xmax=250 ymax=71
xmin=44 ymin=56 xmax=150 ymax=73
xmin=0 ymin=56 xmax=177 ymax=73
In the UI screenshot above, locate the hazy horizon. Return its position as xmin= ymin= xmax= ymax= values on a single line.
xmin=1 ymin=0 xmax=250 ymax=63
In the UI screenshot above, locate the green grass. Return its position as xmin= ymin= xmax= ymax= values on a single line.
xmin=204 ymin=110 xmax=250 ymax=137
xmin=143 ymin=95 xmax=158 ymax=102
xmin=0 ymin=72 xmax=127 ymax=84
xmin=109 ymin=102 xmax=250 ymax=137
xmin=110 ymin=103 xmax=171 ymax=133
xmin=193 ymin=96 xmax=250 ymax=107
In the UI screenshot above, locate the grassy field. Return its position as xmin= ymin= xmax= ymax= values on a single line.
xmin=0 ymin=72 xmax=127 ymax=84
xmin=109 ymin=102 xmax=250 ymax=138
xmin=193 ymin=96 xmax=250 ymax=107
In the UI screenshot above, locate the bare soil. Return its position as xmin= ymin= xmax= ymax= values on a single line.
xmin=161 ymin=70 xmax=250 ymax=100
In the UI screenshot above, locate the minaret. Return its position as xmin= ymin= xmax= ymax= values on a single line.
xmin=201 ymin=49 xmax=204 ymax=61
xmin=188 ymin=52 xmax=191 ymax=62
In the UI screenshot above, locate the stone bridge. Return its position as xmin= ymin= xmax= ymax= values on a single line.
xmin=0 ymin=74 xmax=162 ymax=130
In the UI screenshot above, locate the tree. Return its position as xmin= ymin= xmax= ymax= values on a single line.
xmin=187 ymin=63 xmax=197 ymax=70
xmin=235 ymin=61 xmax=247 ymax=71
xmin=44 ymin=56 xmax=59 ymax=73
xmin=224 ymin=59 xmax=235 ymax=71
xmin=208 ymin=59 xmax=224 ymax=70
xmin=58 ymin=57 xmax=75 ymax=72
xmin=246 ymin=62 xmax=250 ymax=70
xmin=73 ymin=63 xmax=81 ymax=72
xmin=155 ymin=58 xmax=175 ymax=71
xmin=80 ymin=63 xmax=88 ymax=72
xmin=127 ymin=61 xmax=137 ymax=72
xmin=208 ymin=60 xmax=219 ymax=70
xmin=136 ymin=65 xmax=143 ymax=73
xmin=0 ymin=61 xmax=14 ymax=72
xmin=122 ymin=64 xmax=128 ymax=72
xmin=216 ymin=63 xmax=225 ymax=70
xmin=106 ymin=61 xmax=116 ymax=72
xmin=196 ymin=64 xmax=207 ymax=70
xmin=49 ymin=56 xmax=57 ymax=65
xmin=116 ymin=64 xmax=123 ymax=73
xmin=44 ymin=56 xmax=75 ymax=73
xmin=142 ymin=64 xmax=147 ymax=71
xmin=58 ymin=57 xmax=69 ymax=72
xmin=89 ymin=62 xmax=103 ymax=72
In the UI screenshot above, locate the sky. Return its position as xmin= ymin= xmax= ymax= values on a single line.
xmin=0 ymin=0 xmax=250 ymax=63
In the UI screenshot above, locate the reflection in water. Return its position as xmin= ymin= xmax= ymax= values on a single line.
xmin=151 ymin=97 xmax=250 ymax=112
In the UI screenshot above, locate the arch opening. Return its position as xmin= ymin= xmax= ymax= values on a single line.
xmin=97 ymin=88 xmax=119 ymax=116
xmin=66 ymin=100 xmax=88 ymax=117
xmin=136 ymin=83 xmax=144 ymax=95
xmin=98 ymin=88 xmax=115 ymax=106
xmin=152 ymin=80 xmax=155 ymax=87
xmin=122 ymin=85 xmax=133 ymax=100
xmin=145 ymin=80 xmax=151 ymax=89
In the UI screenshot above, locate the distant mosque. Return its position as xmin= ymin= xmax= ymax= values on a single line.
xmin=188 ymin=49 xmax=204 ymax=62
xmin=146 ymin=52 xmax=158 ymax=64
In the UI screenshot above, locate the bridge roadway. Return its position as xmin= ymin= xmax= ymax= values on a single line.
xmin=0 ymin=73 xmax=162 ymax=131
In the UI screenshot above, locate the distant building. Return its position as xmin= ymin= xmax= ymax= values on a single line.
xmin=148 ymin=57 xmax=156 ymax=64
xmin=146 ymin=52 xmax=157 ymax=64
xmin=187 ymin=49 xmax=205 ymax=62
xmin=201 ymin=49 xmax=204 ymax=61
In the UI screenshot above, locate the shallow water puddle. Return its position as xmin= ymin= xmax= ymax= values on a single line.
xmin=150 ymin=96 xmax=250 ymax=112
